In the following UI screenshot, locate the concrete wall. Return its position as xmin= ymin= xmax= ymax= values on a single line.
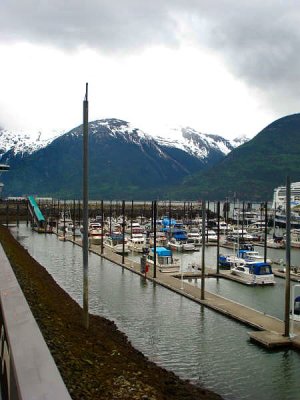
xmin=0 ymin=244 xmax=72 ymax=400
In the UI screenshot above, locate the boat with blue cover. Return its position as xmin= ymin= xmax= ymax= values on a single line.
xmin=237 ymin=249 xmax=272 ymax=264
xmin=219 ymin=254 xmax=246 ymax=269
xmin=168 ymin=229 xmax=195 ymax=251
xmin=231 ymin=262 xmax=275 ymax=285
xmin=146 ymin=246 xmax=180 ymax=273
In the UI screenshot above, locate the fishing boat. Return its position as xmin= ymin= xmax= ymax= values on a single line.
xmin=231 ymin=262 xmax=275 ymax=285
xmin=146 ymin=247 xmax=180 ymax=273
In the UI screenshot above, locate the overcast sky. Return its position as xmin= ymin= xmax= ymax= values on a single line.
xmin=0 ymin=0 xmax=299 ymax=140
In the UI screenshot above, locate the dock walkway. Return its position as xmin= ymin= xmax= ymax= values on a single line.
xmin=65 ymin=236 xmax=300 ymax=350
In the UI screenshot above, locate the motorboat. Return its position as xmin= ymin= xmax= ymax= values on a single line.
xmin=127 ymin=234 xmax=146 ymax=253
xmin=149 ymin=231 xmax=168 ymax=247
xmin=237 ymin=249 xmax=272 ymax=264
xmin=168 ymin=229 xmax=195 ymax=251
xmin=103 ymin=234 xmax=129 ymax=255
xmin=231 ymin=262 xmax=275 ymax=285
xmin=88 ymin=222 xmax=103 ymax=245
xmin=146 ymin=247 xmax=180 ymax=273
xmin=168 ymin=237 xmax=195 ymax=252
xmin=187 ymin=230 xmax=201 ymax=246
xmin=219 ymin=254 xmax=246 ymax=269
xmin=58 ymin=211 xmax=74 ymax=234
xmin=291 ymin=296 xmax=300 ymax=322
xmin=267 ymin=238 xmax=285 ymax=249
xmin=206 ymin=229 xmax=218 ymax=242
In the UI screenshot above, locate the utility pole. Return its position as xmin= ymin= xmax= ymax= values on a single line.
xmin=201 ymin=200 xmax=206 ymax=300
xmin=82 ymin=83 xmax=89 ymax=330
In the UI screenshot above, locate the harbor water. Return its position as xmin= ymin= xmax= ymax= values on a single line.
xmin=10 ymin=224 xmax=300 ymax=400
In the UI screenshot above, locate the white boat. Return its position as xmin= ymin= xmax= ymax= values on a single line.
xmin=237 ymin=249 xmax=272 ymax=264
xmin=127 ymin=234 xmax=146 ymax=253
xmin=149 ymin=231 xmax=168 ymax=247
xmin=291 ymin=296 xmax=300 ymax=322
xmin=146 ymin=247 xmax=180 ymax=273
xmin=187 ymin=230 xmax=201 ymax=246
xmin=267 ymin=238 xmax=285 ymax=249
xmin=219 ymin=254 xmax=246 ymax=269
xmin=103 ymin=234 xmax=129 ymax=255
xmin=286 ymin=229 xmax=300 ymax=248
xmin=168 ymin=237 xmax=195 ymax=252
xmin=206 ymin=229 xmax=218 ymax=242
xmin=87 ymin=222 xmax=103 ymax=245
xmin=231 ymin=262 xmax=275 ymax=285
xmin=58 ymin=211 xmax=74 ymax=234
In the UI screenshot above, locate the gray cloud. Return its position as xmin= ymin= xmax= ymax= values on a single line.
xmin=1 ymin=0 xmax=300 ymax=115
xmin=0 ymin=1 xmax=180 ymax=52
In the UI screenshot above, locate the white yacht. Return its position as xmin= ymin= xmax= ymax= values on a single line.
xmin=231 ymin=262 xmax=275 ymax=285
xmin=127 ymin=234 xmax=146 ymax=253
xmin=104 ymin=234 xmax=129 ymax=255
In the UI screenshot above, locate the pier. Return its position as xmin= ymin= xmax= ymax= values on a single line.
xmin=66 ymin=237 xmax=300 ymax=351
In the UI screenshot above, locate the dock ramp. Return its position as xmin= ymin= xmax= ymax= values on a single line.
xmin=28 ymin=196 xmax=45 ymax=229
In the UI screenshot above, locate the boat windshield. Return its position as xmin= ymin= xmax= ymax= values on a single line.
xmin=294 ymin=299 xmax=300 ymax=315
xmin=255 ymin=265 xmax=272 ymax=275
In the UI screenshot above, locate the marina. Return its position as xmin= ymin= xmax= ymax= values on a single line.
xmin=9 ymin=222 xmax=300 ymax=400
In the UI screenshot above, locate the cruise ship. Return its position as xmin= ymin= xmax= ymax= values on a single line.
xmin=272 ymin=182 xmax=300 ymax=228
xmin=0 ymin=164 xmax=10 ymax=198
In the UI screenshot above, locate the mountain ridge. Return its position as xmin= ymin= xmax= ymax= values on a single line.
xmin=1 ymin=118 xmax=243 ymax=199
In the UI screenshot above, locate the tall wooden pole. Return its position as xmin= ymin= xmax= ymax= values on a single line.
xmin=131 ymin=200 xmax=133 ymax=238
xmin=284 ymin=176 xmax=291 ymax=337
xmin=216 ymin=201 xmax=220 ymax=275
xmin=82 ymin=83 xmax=89 ymax=330
xmin=201 ymin=200 xmax=206 ymax=300
xmin=153 ymin=200 xmax=157 ymax=279
xmin=101 ymin=200 xmax=104 ymax=254
xmin=264 ymin=201 xmax=268 ymax=263
xmin=73 ymin=199 xmax=76 ymax=242
xmin=122 ymin=200 xmax=125 ymax=265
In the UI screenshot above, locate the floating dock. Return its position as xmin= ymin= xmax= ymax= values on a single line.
xmin=61 ymin=235 xmax=300 ymax=351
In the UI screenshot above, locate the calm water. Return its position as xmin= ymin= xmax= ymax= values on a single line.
xmin=11 ymin=224 xmax=300 ymax=400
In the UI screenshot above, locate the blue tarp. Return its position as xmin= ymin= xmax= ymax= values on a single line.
xmin=151 ymin=247 xmax=172 ymax=257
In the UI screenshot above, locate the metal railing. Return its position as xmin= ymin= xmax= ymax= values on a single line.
xmin=0 ymin=244 xmax=71 ymax=400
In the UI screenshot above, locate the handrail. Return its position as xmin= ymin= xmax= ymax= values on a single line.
xmin=0 ymin=244 xmax=71 ymax=400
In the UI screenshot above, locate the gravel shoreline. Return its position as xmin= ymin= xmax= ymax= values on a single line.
xmin=0 ymin=226 xmax=222 ymax=400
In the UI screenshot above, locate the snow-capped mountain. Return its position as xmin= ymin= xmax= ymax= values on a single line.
xmin=0 ymin=119 xmax=248 ymax=161
xmin=0 ymin=128 xmax=61 ymax=159
xmin=0 ymin=118 xmax=250 ymax=199
xmin=152 ymin=126 xmax=240 ymax=161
